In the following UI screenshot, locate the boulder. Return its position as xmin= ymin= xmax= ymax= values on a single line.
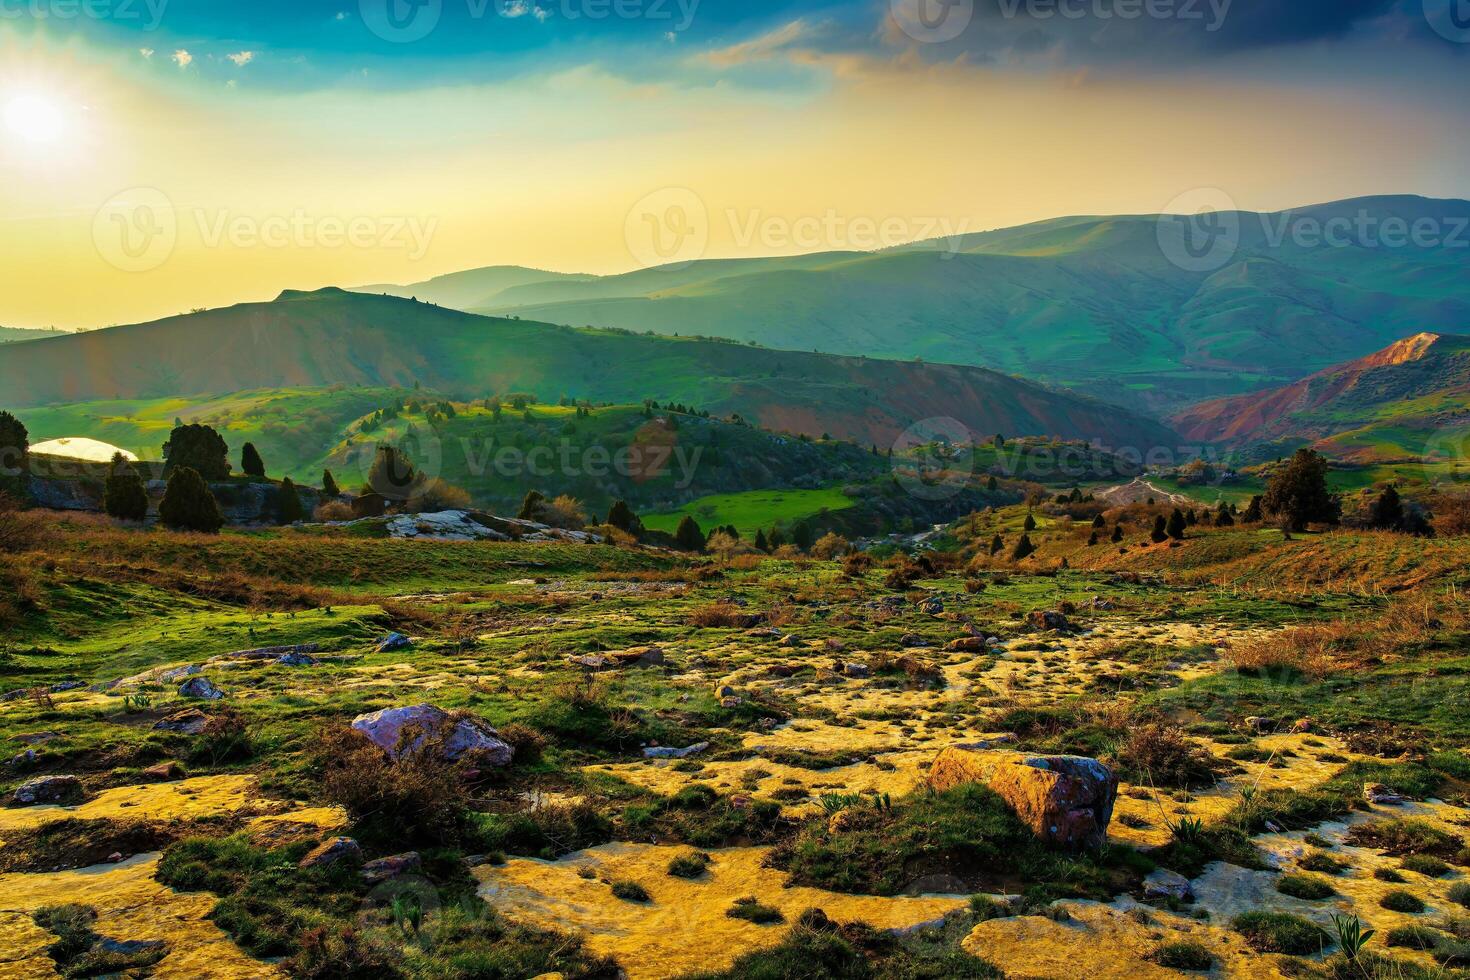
xmin=919 ymin=597 xmax=945 ymax=615
xmin=841 ymin=662 xmax=871 ymax=679
xmin=1026 ymin=610 xmax=1072 ymax=633
xmin=947 ymin=637 xmax=989 ymax=653
xmin=142 ymin=761 xmax=186 ymax=781
xmin=298 ymin=837 xmax=363 ymax=870
xmin=569 ymin=647 xmax=664 ymax=671
xmin=376 ymin=632 xmax=413 ymax=653
xmin=1290 ymin=718 xmax=1315 ymax=734
xmin=160 ymin=664 xmax=203 ymax=683
xmin=14 ymin=774 xmax=84 ymax=806
xmin=350 ymin=704 xmax=513 ymax=766
xmin=362 ymin=851 xmax=422 ymax=885
xmin=712 ymin=683 xmax=738 ymax=700
xmin=1143 ymin=868 xmax=1195 ymax=901
xmin=899 ymin=634 xmax=932 ymax=648
xmin=928 ymin=747 xmax=1117 ymax=850
xmin=153 ymin=708 xmax=209 ymax=735
xmin=178 ymin=677 xmax=224 ymax=700
xmin=642 ymin=742 xmax=709 ymax=760
xmin=1364 ymin=783 xmax=1409 ymax=806
xmin=1244 ymin=716 xmax=1276 ymax=735
xmin=276 ymin=652 xmax=320 ymax=667
xmin=9 ymin=749 xmax=38 ymax=770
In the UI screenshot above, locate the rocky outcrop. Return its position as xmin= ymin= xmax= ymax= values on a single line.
xmin=929 ymin=747 xmax=1117 ymax=850
xmin=362 ymin=852 xmax=422 ymax=885
xmin=178 ymin=677 xmax=224 ymax=700
xmin=152 ymin=708 xmax=209 ymax=735
xmin=299 ymin=837 xmax=363 ymax=870
xmin=14 ymin=774 xmax=84 ymax=805
xmin=350 ymin=704 xmax=514 ymax=766
xmin=568 ymin=646 xmax=665 ymax=671
xmin=341 ymin=510 xmax=603 ymax=544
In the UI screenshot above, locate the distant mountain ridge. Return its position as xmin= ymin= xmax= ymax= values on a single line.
xmin=0 ymin=326 xmax=69 ymax=344
xmin=364 ymin=196 xmax=1470 ymax=412
xmin=0 ymin=288 xmax=1176 ymax=451
xmin=1171 ymin=332 xmax=1470 ymax=462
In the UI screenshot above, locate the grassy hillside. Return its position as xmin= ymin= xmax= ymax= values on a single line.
xmin=0 ymin=288 xmax=1176 ymax=452
xmin=437 ymin=196 xmax=1470 ymax=411
xmin=1173 ymin=333 xmax=1470 ymax=479
xmin=0 ymin=326 xmax=69 ymax=344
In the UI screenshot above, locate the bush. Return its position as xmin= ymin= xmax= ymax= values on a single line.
xmin=1115 ymin=724 xmax=1221 ymax=789
xmin=689 ymin=603 xmax=745 ymax=628
xmin=1450 ymin=882 xmax=1470 ymax=909
xmin=0 ymin=493 xmax=46 ymax=553
xmin=163 ymin=423 xmax=231 ymax=480
xmin=1345 ymin=819 xmax=1461 ymax=858
xmin=277 ymin=477 xmax=304 ymax=525
xmin=495 ymin=723 xmax=546 ymax=766
xmin=726 ymin=896 xmax=784 ymax=924
xmin=313 ymin=726 xmax=469 ymax=846
xmin=810 ymin=533 xmax=851 ymax=560
xmin=1401 ymin=854 xmax=1451 ymax=877
xmin=1385 ymin=925 xmax=1443 ymax=950
xmin=1233 ymin=911 xmax=1330 ymax=954
xmin=408 ymin=478 xmax=471 ymax=513
xmin=103 ymin=455 xmax=149 ymax=522
xmin=158 ymin=466 xmax=224 ymax=533
xmin=313 ymin=501 xmax=356 ymax=522
xmin=668 ymin=852 xmax=711 ymax=879
xmin=1380 ymin=890 xmax=1426 ymax=913
xmin=1148 ymin=940 xmax=1215 ymax=970
xmin=1277 ymin=873 xmax=1336 ymax=900
xmin=610 ymin=880 xmax=650 ymax=902
xmin=0 ymin=409 xmax=29 ymax=498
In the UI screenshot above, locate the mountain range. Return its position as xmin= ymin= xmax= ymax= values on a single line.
xmin=1172 ymin=332 xmax=1470 ymax=465
xmin=0 ymin=288 xmax=1174 ymax=451
xmin=359 ymin=196 xmax=1470 ymax=413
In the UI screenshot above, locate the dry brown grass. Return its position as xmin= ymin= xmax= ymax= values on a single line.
xmin=312 ymin=501 xmax=355 ymax=522
xmin=688 ymin=602 xmax=744 ymax=628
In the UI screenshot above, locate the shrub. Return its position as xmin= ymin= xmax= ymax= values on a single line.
xmin=469 ymin=801 xmax=613 ymax=860
xmin=1010 ymin=534 xmax=1035 ymax=560
xmin=163 ymin=423 xmax=231 ymax=480
xmin=1233 ymin=911 xmax=1330 ymax=954
xmin=313 ymin=725 xmax=468 ymax=846
xmin=1346 ymin=819 xmax=1461 ymax=858
xmin=189 ymin=708 xmax=253 ymax=766
xmin=668 ymin=852 xmax=711 ymax=879
xmin=689 ymin=603 xmax=744 ymax=628
xmin=0 ymin=409 xmax=29 ymax=498
xmin=1114 ymin=724 xmax=1221 ymax=789
xmin=158 ymin=466 xmax=224 ymax=533
xmin=1300 ymin=852 xmax=1351 ymax=875
xmin=495 ymin=723 xmax=546 ymax=766
xmin=1450 ymin=882 xmax=1470 ymax=909
xmin=1148 ymin=940 xmax=1215 ymax=970
xmin=610 ymin=880 xmax=650 ymax=902
xmin=277 ymin=477 xmax=304 ymax=525
xmin=1277 ymin=873 xmax=1336 ymax=900
xmin=674 ymin=516 xmax=705 ymax=552
xmin=103 ymin=455 xmax=149 ymax=522
xmin=1385 ymin=925 xmax=1442 ymax=950
xmin=240 ymin=442 xmax=266 ymax=479
xmin=407 ymin=478 xmax=470 ymax=513
xmin=1401 ymin=854 xmax=1451 ymax=877
xmin=810 ymin=533 xmax=851 ymax=560
xmin=1380 ymin=890 xmax=1426 ymax=914
xmin=726 ymin=897 xmax=784 ymax=925
xmin=1230 ymin=627 xmax=1338 ymax=678
xmin=0 ymin=493 xmax=46 ymax=553
xmin=539 ymin=495 xmax=587 ymax=530
xmin=313 ymin=501 xmax=355 ymax=522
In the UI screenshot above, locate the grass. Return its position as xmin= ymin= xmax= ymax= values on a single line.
xmin=1278 ymin=874 xmax=1337 ymax=900
xmin=726 ymin=897 xmax=785 ymax=925
xmin=1147 ymin=940 xmax=1215 ymax=970
xmin=1233 ymin=911 xmax=1331 ymax=954
xmin=1381 ymin=891 xmax=1428 ymax=914
xmin=643 ymin=488 xmax=857 ymax=540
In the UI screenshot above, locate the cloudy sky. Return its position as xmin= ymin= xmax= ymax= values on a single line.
xmin=1 ymin=0 xmax=1467 ymax=328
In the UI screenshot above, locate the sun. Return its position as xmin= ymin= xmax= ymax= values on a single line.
xmin=4 ymin=92 xmax=67 ymax=145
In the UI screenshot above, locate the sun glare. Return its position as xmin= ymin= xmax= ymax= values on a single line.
xmin=4 ymin=92 xmax=67 ymax=145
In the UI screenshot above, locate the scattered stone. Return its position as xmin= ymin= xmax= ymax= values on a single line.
xmin=276 ymin=652 xmax=320 ymax=667
xmin=9 ymin=749 xmax=38 ymax=770
xmin=377 ymin=632 xmax=413 ymax=653
xmin=350 ymin=704 xmax=514 ymax=766
xmin=221 ymin=643 xmax=322 ymax=661
xmin=957 ymin=734 xmax=1018 ymax=751
xmin=1026 ymin=610 xmax=1072 ymax=633
xmin=178 ymin=677 xmax=224 ymax=700
xmin=712 ymin=684 xmax=738 ymax=699
xmin=13 ymin=774 xmax=84 ymax=806
xmin=1291 ymin=718 xmax=1315 ymax=734
xmin=886 ymin=914 xmax=951 ymax=937
xmin=97 ymin=937 xmax=167 ymax=957
xmin=779 ymin=635 xmax=800 ymax=648
xmin=841 ymin=662 xmax=871 ymax=679
xmin=107 ymin=851 xmax=124 ymax=863
xmin=362 ymin=851 xmax=422 ymax=885
xmin=153 ymin=708 xmax=209 ymax=735
xmin=1244 ymin=716 xmax=1276 ymax=735
xmin=899 ymin=634 xmax=932 ymax=648
xmin=160 ymin=664 xmax=203 ymax=683
xmin=1364 ymin=783 xmax=1409 ymax=806
xmin=947 ymin=637 xmax=988 ymax=653
xmin=298 ymin=837 xmax=364 ymax=870
xmin=142 ymin=761 xmax=186 ymax=781
xmin=569 ymin=647 xmax=665 ymax=671
xmin=50 ymin=680 xmax=85 ymax=692
xmin=1143 ymin=868 xmax=1194 ymax=901
xmin=642 ymin=742 xmax=710 ymax=760
xmin=1089 ymin=596 xmax=1117 ymax=611
xmin=10 ymin=731 xmax=60 ymax=745
xmin=929 ymin=748 xmax=1117 ymax=850
xmin=720 ymin=696 xmax=743 ymax=709
xmin=920 ymin=597 xmax=945 ymax=615
xmin=767 ymin=665 xmax=796 ymax=678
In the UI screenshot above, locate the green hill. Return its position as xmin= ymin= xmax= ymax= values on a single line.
xmin=0 ymin=326 xmax=69 ymax=344
xmin=1172 ymin=332 xmax=1470 ymax=483
xmin=0 ymin=288 xmax=1174 ymax=452
xmin=398 ymin=196 xmax=1470 ymax=412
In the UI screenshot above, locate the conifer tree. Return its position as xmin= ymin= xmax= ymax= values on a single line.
xmin=159 ymin=466 xmax=224 ymax=533
xmin=1011 ymin=534 xmax=1035 ymax=560
xmin=989 ymin=533 xmax=1004 ymax=555
xmin=241 ymin=442 xmax=266 ymax=479
xmin=1167 ymin=508 xmax=1187 ymax=540
xmin=277 ymin=477 xmax=303 ymax=525
xmin=103 ymin=452 xmax=148 ymax=522
xmin=322 ymin=470 xmax=341 ymax=497
xmin=674 ymin=515 xmax=705 ymax=552
xmin=1151 ymin=515 xmax=1168 ymax=543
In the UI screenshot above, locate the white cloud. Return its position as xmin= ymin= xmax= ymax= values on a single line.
xmin=701 ymin=20 xmax=809 ymax=67
xmin=172 ymin=49 xmax=193 ymax=69
xmin=228 ymin=51 xmax=255 ymax=67
xmin=533 ymin=6 xmax=550 ymax=21
xmin=139 ymin=47 xmax=155 ymax=60
xmin=501 ymin=1 xmax=529 ymax=16
xmin=664 ymin=31 xmax=677 ymax=44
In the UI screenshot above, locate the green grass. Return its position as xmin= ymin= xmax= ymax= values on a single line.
xmin=1233 ymin=911 xmax=1330 ymax=954
xmin=643 ymin=488 xmax=856 ymax=539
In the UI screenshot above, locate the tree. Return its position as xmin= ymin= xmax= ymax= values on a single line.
xmin=163 ymin=424 xmax=230 ymax=480
xmin=607 ymin=500 xmax=643 ymax=535
xmin=1092 ymin=514 xmax=1106 ymax=529
xmin=989 ymin=534 xmax=1004 ymax=556
xmin=159 ymin=467 xmax=224 ymax=533
xmin=811 ymin=532 xmax=851 ymax=559
xmin=277 ymin=477 xmax=304 ymax=525
xmin=518 ymin=490 xmax=546 ymax=522
xmin=753 ymin=529 xmax=770 ymax=552
xmin=1010 ymin=534 xmax=1035 ymax=560
xmin=674 ymin=516 xmax=705 ymax=552
xmin=322 ymin=470 xmax=341 ymax=498
xmin=369 ymin=445 xmax=418 ymax=502
xmin=1213 ymin=502 xmax=1235 ymax=527
xmin=103 ymin=453 xmax=148 ymax=522
xmin=1150 ymin=515 xmax=1168 ymax=543
xmin=1022 ymin=513 xmax=1037 ymax=532
xmin=1087 ymin=531 xmax=1099 ymax=546
xmin=792 ymin=522 xmax=816 ymax=552
xmin=240 ymin=442 xmax=266 ymax=479
xmin=1110 ymin=524 xmax=1124 ymax=543
xmin=1366 ymin=485 xmax=1404 ymax=531
xmin=986 ymin=476 xmax=999 ymax=492
xmin=0 ymin=410 xmax=29 ymax=499
xmin=1262 ymin=449 xmax=1341 ymax=532
xmin=1167 ymin=508 xmax=1187 ymax=540
xmin=768 ymin=527 xmax=787 ymax=550
xmin=1242 ymin=495 xmax=1264 ymax=523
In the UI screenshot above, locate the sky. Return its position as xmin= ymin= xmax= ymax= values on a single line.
xmin=0 ymin=0 xmax=1467 ymax=329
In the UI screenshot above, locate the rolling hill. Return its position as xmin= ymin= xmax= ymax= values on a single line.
xmin=1172 ymin=332 xmax=1470 ymax=467
xmin=369 ymin=196 xmax=1470 ymax=411
xmin=0 ymin=326 xmax=69 ymax=344
xmin=0 ymin=288 xmax=1175 ymax=452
